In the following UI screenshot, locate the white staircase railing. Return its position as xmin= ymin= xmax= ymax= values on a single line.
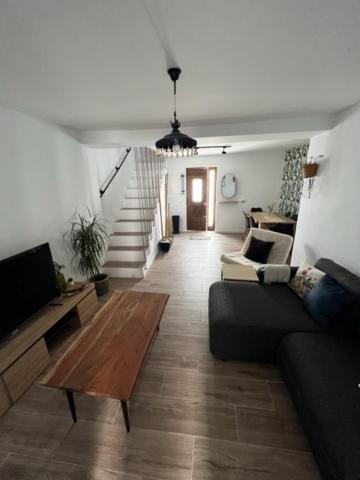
xmin=134 ymin=147 xmax=166 ymax=268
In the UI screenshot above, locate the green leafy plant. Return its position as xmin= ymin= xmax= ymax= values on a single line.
xmin=53 ymin=262 xmax=65 ymax=275
xmin=65 ymin=210 xmax=110 ymax=280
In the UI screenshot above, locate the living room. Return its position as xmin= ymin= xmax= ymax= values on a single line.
xmin=0 ymin=1 xmax=359 ymax=479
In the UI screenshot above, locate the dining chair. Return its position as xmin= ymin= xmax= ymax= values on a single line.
xmin=250 ymin=207 xmax=263 ymax=228
xmin=242 ymin=211 xmax=250 ymax=239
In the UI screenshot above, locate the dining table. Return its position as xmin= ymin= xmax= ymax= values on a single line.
xmin=250 ymin=211 xmax=297 ymax=229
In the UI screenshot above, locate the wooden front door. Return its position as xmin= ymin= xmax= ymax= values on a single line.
xmin=186 ymin=168 xmax=208 ymax=231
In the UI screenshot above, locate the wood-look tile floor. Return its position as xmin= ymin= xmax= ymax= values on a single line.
xmin=0 ymin=232 xmax=321 ymax=479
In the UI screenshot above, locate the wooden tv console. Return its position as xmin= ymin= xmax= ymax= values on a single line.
xmin=0 ymin=283 xmax=97 ymax=417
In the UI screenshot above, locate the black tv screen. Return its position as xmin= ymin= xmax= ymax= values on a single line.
xmin=0 ymin=243 xmax=59 ymax=342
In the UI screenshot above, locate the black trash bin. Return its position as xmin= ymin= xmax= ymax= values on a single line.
xmin=172 ymin=215 xmax=180 ymax=234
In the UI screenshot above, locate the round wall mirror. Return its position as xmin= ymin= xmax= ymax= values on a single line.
xmin=221 ymin=173 xmax=237 ymax=199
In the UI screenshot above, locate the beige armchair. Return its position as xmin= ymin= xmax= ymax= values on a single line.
xmin=221 ymin=228 xmax=293 ymax=268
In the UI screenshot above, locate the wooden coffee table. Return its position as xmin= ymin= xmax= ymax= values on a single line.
xmin=41 ymin=290 xmax=169 ymax=432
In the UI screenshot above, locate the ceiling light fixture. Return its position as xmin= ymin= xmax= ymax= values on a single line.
xmin=196 ymin=145 xmax=231 ymax=154
xmin=155 ymin=68 xmax=197 ymax=157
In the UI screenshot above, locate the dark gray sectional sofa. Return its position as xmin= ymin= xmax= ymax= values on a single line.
xmin=209 ymin=258 xmax=360 ymax=480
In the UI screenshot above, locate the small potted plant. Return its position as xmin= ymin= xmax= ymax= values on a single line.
xmin=65 ymin=210 xmax=110 ymax=296
xmin=303 ymin=156 xmax=322 ymax=178
xmin=159 ymin=235 xmax=172 ymax=252
xmin=54 ymin=262 xmax=66 ymax=293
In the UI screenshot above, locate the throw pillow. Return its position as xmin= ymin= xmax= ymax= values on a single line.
xmin=304 ymin=274 xmax=352 ymax=328
xmin=289 ymin=263 xmax=325 ymax=298
xmin=244 ymin=236 xmax=274 ymax=264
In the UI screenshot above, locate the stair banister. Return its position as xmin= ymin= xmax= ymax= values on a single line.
xmin=99 ymin=147 xmax=132 ymax=198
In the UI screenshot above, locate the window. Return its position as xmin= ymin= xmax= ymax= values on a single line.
xmin=207 ymin=168 xmax=216 ymax=229
xmin=192 ymin=178 xmax=203 ymax=203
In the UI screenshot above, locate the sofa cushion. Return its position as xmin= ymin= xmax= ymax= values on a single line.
xmin=208 ymin=281 xmax=319 ymax=361
xmin=304 ymin=274 xmax=352 ymax=328
xmin=315 ymin=258 xmax=360 ymax=333
xmin=278 ymin=332 xmax=360 ymax=480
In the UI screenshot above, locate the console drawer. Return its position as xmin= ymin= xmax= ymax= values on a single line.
xmin=0 ymin=378 xmax=11 ymax=416
xmin=2 ymin=337 xmax=50 ymax=402
xmin=72 ymin=289 xmax=98 ymax=327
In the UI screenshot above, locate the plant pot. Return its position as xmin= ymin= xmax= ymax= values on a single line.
xmin=90 ymin=273 xmax=109 ymax=296
xmin=159 ymin=240 xmax=171 ymax=252
xmin=56 ymin=273 xmax=66 ymax=293
xmin=303 ymin=163 xmax=318 ymax=178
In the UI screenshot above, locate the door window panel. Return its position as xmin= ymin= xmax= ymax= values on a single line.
xmin=192 ymin=178 xmax=203 ymax=203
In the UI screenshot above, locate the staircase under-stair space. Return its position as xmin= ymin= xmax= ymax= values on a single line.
xmin=102 ymin=147 xmax=166 ymax=278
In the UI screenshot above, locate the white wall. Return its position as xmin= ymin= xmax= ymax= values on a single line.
xmin=167 ymin=149 xmax=285 ymax=232
xmin=0 ymin=105 xmax=103 ymax=278
xmin=292 ymin=103 xmax=360 ymax=275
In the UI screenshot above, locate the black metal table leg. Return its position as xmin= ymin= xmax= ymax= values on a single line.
xmin=121 ymin=400 xmax=130 ymax=432
xmin=66 ymin=390 xmax=77 ymax=423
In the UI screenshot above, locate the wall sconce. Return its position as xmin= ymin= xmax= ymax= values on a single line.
xmin=303 ymin=155 xmax=323 ymax=198
xmin=180 ymin=173 xmax=185 ymax=194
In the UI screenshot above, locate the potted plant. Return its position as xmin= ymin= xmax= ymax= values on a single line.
xmin=303 ymin=155 xmax=322 ymax=178
xmin=65 ymin=210 xmax=110 ymax=296
xmin=54 ymin=262 xmax=66 ymax=293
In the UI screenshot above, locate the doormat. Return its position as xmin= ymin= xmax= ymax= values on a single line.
xmin=190 ymin=235 xmax=211 ymax=240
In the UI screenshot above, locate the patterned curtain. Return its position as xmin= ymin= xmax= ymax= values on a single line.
xmin=278 ymin=144 xmax=308 ymax=216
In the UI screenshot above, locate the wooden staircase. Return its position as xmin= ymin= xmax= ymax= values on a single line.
xmin=102 ymin=154 xmax=164 ymax=277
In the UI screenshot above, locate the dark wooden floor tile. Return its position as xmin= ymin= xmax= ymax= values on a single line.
xmin=145 ymin=334 xmax=208 ymax=372
xmin=132 ymin=370 xmax=163 ymax=397
xmin=269 ymin=382 xmax=299 ymax=417
xmin=0 ymin=409 xmax=72 ymax=458
xmin=160 ymin=320 xmax=208 ymax=337
xmin=197 ymin=354 xmax=282 ymax=381
xmin=54 ymin=420 xmax=193 ymax=480
xmin=128 ymin=395 xmax=237 ymax=441
xmin=13 ymin=384 xmax=69 ymax=416
xmin=235 ymin=406 xmax=310 ymax=451
xmin=0 ymin=454 xmax=141 ymax=479
xmin=160 ymin=370 xmax=274 ymax=410
xmin=0 ymin=452 xmax=8 ymax=464
xmin=13 ymin=384 xmax=120 ymax=424
xmin=193 ymin=437 xmax=321 ymax=480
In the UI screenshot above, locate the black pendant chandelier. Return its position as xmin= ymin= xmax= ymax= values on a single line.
xmin=155 ymin=68 xmax=197 ymax=157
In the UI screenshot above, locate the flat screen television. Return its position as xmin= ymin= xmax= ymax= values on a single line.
xmin=0 ymin=243 xmax=59 ymax=343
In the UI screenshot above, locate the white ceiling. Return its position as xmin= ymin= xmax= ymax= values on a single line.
xmin=0 ymin=0 xmax=359 ymax=131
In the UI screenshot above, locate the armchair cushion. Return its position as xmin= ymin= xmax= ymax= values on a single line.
xmin=244 ymin=236 xmax=274 ymax=263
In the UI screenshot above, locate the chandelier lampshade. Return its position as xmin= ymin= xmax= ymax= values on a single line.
xmin=155 ymin=68 xmax=197 ymax=157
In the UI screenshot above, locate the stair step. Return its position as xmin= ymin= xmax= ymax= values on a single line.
xmin=125 ymin=197 xmax=157 ymax=199
xmin=104 ymin=261 xmax=145 ymax=268
xmin=121 ymin=207 xmax=155 ymax=210
xmin=108 ymin=246 xmax=148 ymax=251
